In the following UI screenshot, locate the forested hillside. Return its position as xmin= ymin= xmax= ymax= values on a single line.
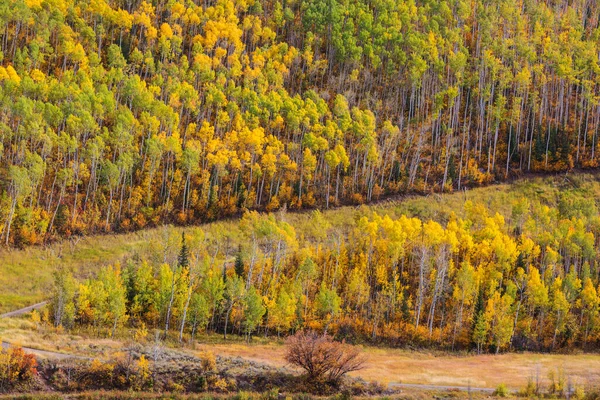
xmin=46 ymin=176 xmax=600 ymax=352
xmin=1 ymin=0 xmax=600 ymax=245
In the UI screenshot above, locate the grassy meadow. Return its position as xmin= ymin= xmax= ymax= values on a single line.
xmin=204 ymin=341 xmax=600 ymax=389
xmin=1 ymin=315 xmax=599 ymax=393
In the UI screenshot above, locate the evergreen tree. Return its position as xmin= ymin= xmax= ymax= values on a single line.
xmin=234 ymin=246 xmax=245 ymax=279
xmin=471 ymin=287 xmax=485 ymax=340
xmin=473 ymin=310 xmax=489 ymax=354
xmin=178 ymin=232 xmax=190 ymax=270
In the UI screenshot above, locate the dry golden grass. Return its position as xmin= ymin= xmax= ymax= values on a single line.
xmin=2 ymin=319 xmax=599 ymax=395
xmin=360 ymin=347 xmax=600 ymax=388
xmin=0 ymin=317 xmax=126 ymax=359
xmin=203 ymin=341 xmax=600 ymax=390
xmin=0 ymin=391 xmax=505 ymax=399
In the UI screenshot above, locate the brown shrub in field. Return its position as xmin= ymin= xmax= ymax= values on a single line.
xmin=284 ymin=331 xmax=365 ymax=388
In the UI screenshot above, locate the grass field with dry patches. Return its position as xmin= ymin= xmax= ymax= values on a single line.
xmin=202 ymin=342 xmax=600 ymax=390
xmin=1 ymin=317 xmax=599 ymax=394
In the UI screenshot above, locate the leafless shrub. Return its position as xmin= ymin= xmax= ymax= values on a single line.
xmin=284 ymin=331 xmax=365 ymax=386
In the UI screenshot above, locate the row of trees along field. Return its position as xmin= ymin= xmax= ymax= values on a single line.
xmin=48 ymin=198 xmax=600 ymax=352
xmin=1 ymin=0 xmax=600 ymax=246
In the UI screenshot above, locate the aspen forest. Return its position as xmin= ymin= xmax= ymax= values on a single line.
xmin=3 ymin=0 xmax=600 ymax=396
xmin=45 ymin=186 xmax=600 ymax=353
xmin=1 ymin=0 xmax=600 ymax=246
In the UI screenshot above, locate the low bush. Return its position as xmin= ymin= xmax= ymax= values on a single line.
xmin=518 ymin=378 xmax=538 ymax=397
xmin=0 ymin=347 xmax=38 ymax=391
xmin=494 ymin=383 xmax=509 ymax=397
xmin=284 ymin=331 xmax=365 ymax=391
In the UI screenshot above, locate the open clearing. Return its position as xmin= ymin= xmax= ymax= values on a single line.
xmin=1 ymin=317 xmax=599 ymax=392
xmin=200 ymin=342 xmax=600 ymax=389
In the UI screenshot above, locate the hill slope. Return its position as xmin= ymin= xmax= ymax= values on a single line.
xmin=1 ymin=0 xmax=600 ymax=246
xmin=3 ymin=173 xmax=600 ymax=353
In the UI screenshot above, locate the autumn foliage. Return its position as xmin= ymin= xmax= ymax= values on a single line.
xmin=1 ymin=0 xmax=600 ymax=247
xmin=0 ymin=347 xmax=38 ymax=391
xmin=46 ymin=186 xmax=600 ymax=353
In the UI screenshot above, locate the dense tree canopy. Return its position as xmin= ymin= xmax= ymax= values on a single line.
xmin=47 ymin=192 xmax=600 ymax=352
xmin=1 ymin=0 xmax=600 ymax=245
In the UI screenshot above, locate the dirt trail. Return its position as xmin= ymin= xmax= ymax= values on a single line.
xmin=388 ymin=382 xmax=495 ymax=393
xmin=1 ymin=340 xmax=89 ymax=360
xmin=0 ymin=301 xmax=48 ymax=318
